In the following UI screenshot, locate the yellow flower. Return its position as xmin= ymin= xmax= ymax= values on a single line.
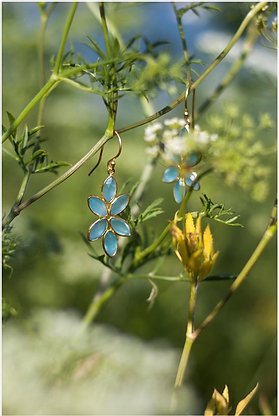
xmin=171 ymin=212 xmax=219 ymax=281
xmin=204 ymin=383 xmax=258 ymax=416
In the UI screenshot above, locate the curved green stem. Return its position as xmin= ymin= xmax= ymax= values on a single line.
xmin=194 ymin=200 xmax=277 ymax=338
xmin=2 ymin=130 xmax=111 ymax=228
xmin=197 ymin=23 xmax=259 ymax=116
xmin=82 ymin=276 xmax=126 ymax=327
xmin=175 ymin=281 xmax=198 ymax=388
xmin=118 ymin=1 xmax=266 ymax=134
xmin=2 ymin=1 xmax=266 ymax=226
xmin=132 ymin=223 xmax=172 ymax=268
xmin=53 ymin=2 xmax=78 ymax=75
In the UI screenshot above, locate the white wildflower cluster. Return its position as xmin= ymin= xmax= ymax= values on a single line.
xmin=144 ymin=117 xmax=218 ymax=162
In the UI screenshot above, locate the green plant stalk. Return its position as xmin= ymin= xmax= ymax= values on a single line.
xmin=172 ymin=2 xmax=191 ymax=82
xmin=15 ymin=172 xmax=31 ymax=205
xmin=132 ymin=223 xmax=171 ymax=267
xmin=174 ymin=280 xmax=198 ymax=387
xmin=118 ymin=1 xmax=267 ymax=134
xmin=2 ymin=130 xmax=111 ymax=228
xmin=172 ymin=200 xmax=276 ymax=390
xmin=82 ymin=276 xmax=126 ymax=327
xmin=2 ymin=1 xmax=266 ymax=223
xmin=36 ymin=4 xmax=56 ymax=135
xmin=3 ymin=1 xmax=265 ymax=144
xmin=82 ymin=99 xmax=160 ymax=328
xmin=53 ymin=2 xmax=78 ymax=75
xmin=99 ymin=3 xmax=111 ymax=56
xmin=194 ymin=201 xmax=277 ymax=338
xmin=197 ymin=24 xmax=259 ymax=116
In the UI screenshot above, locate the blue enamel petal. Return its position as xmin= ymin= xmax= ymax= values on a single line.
xmin=111 ymin=194 xmax=129 ymax=215
xmin=88 ymin=219 xmax=108 ymax=241
xmin=178 ymin=126 xmax=189 ymax=137
xmin=103 ymin=231 xmax=118 ymax=257
xmin=162 ymin=167 xmax=179 ymax=183
xmin=187 ymin=152 xmax=202 ymax=167
xmin=102 ymin=176 xmax=117 ymax=202
xmin=173 ymin=179 xmax=186 ymax=204
xmin=110 ymin=218 xmax=131 ymax=236
xmin=88 ymin=196 xmax=107 ymax=217
xmin=185 ymin=173 xmax=200 ymax=191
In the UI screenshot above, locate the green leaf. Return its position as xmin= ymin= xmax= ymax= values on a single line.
xmin=138 ymin=198 xmax=164 ymax=223
xmin=86 ymin=36 xmax=107 ymax=59
xmin=202 ymin=5 xmax=221 ymax=12
xmin=34 ymin=161 xmax=71 ymax=174
xmin=6 ymin=111 xmax=15 ymax=126
xmin=200 ymin=194 xmax=243 ymax=227
xmin=30 ymin=149 xmax=48 ymax=161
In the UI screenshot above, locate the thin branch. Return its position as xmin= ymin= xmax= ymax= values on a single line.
xmin=194 ymin=199 xmax=277 ymax=338
xmin=197 ymin=23 xmax=259 ymax=116
xmin=118 ymin=1 xmax=267 ymax=134
xmin=2 ymin=1 xmax=267 ymax=226
xmin=53 ymin=2 xmax=78 ymax=75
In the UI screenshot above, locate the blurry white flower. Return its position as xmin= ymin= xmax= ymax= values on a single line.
xmin=165 ymin=137 xmax=188 ymax=155
xmin=164 ymin=118 xmax=185 ymax=128
xmin=144 ymin=132 xmax=157 ymax=143
xmin=146 ymin=146 xmax=159 ymax=157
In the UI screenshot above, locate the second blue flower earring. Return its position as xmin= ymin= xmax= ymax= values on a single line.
xmin=87 ymin=131 xmax=131 ymax=257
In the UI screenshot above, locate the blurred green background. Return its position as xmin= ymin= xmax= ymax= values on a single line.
xmin=3 ymin=3 xmax=277 ymax=415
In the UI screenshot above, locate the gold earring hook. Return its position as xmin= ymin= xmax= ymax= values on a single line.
xmin=107 ymin=131 xmax=122 ymax=176
xmin=88 ymin=131 xmax=122 ymax=177
xmin=184 ymin=83 xmax=191 ymax=133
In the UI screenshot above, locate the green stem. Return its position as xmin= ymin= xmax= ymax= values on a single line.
xmin=133 ymin=223 xmax=171 ymax=267
xmin=15 ymin=172 xmax=31 ymax=205
xmin=2 ymin=130 xmax=111 ymax=228
xmin=172 ymin=2 xmax=191 ymax=81
xmin=175 ymin=281 xmax=198 ymax=388
xmin=197 ymin=24 xmax=259 ymax=116
xmin=82 ymin=100 xmax=159 ymax=328
xmin=99 ymin=3 xmax=111 ymax=56
xmin=194 ymin=200 xmax=277 ymax=339
xmin=2 ymin=58 xmax=122 ymax=144
xmin=2 ymin=78 xmax=58 ymax=143
xmin=2 ymin=2 xmax=266 ymax=224
xmin=118 ymin=1 xmax=267 ymax=134
xmin=82 ymin=276 xmax=125 ymax=327
xmin=53 ymin=2 xmax=78 ymax=75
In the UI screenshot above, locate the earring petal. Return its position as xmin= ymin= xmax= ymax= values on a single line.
xmin=102 ymin=176 xmax=117 ymax=202
xmin=187 ymin=152 xmax=202 ymax=167
xmin=173 ymin=178 xmax=186 ymax=203
xmin=88 ymin=196 xmax=107 ymax=217
xmin=110 ymin=218 xmax=131 ymax=236
xmin=103 ymin=230 xmax=118 ymax=257
xmin=162 ymin=167 xmax=179 ymax=183
xmin=88 ymin=219 xmax=108 ymax=241
xmin=111 ymin=194 xmax=129 ymax=215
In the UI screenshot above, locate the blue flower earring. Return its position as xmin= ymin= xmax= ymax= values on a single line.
xmin=162 ymin=88 xmax=201 ymax=203
xmin=87 ymin=131 xmax=131 ymax=257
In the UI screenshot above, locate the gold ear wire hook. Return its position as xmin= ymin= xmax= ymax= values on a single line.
xmin=107 ymin=131 xmax=122 ymax=176
xmin=184 ymin=83 xmax=191 ymax=133
xmin=88 ymin=146 xmax=104 ymax=176
xmin=88 ymin=131 xmax=122 ymax=177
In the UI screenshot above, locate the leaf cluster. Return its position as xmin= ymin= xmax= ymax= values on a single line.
xmin=3 ymin=113 xmax=70 ymax=175
xmin=199 ymin=194 xmax=243 ymax=227
xmin=177 ymin=2 xmax=221 ymax=18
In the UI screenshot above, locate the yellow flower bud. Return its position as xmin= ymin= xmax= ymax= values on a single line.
xmin=171 ymin=213 xmax=219 ymax=281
